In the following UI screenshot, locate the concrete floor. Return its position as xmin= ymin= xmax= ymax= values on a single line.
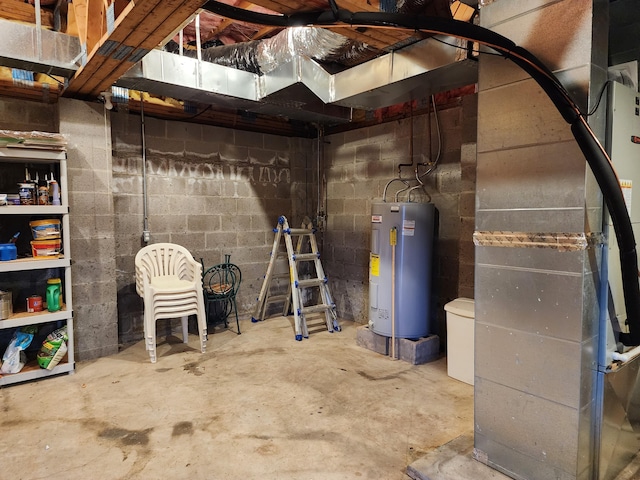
xmin=0 ymin=316 xmax=474 ymax=480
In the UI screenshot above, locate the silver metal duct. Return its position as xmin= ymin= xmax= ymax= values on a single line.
xmin=0 ymin=19 xmax=82 ymax=77
xmin=118 ymin=34 xmax=477 ymax=124
xmin=598 ymin=355 xmax=640 ymax=480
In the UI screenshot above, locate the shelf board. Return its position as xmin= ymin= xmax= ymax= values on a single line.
xmin=0 ymin=360 xmax=74 ymax=386
xmin=0 ymin=256 xmax=69 ymax=272
xmin=0 ymin=147 xmax=66 ymax=162
xmin=0 ymin=205 xmax=68 ymax=214
xmin=0 ymin=307 xmax=71 ymax=329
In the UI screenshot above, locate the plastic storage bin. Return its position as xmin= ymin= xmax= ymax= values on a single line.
xmin=445 ymin=298 xmax=475 ymax=385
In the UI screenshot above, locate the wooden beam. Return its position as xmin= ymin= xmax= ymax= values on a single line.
xmin=72 ymin=0 xmax=212 ymax=98
xmin=86 ymin=0 xmax=109 ymax=54
xmin=248 ymin=0 xmax=380 ymax=15
xmin=67 ymin=0 xmax=88 ymax=45
xmin=251 ymin=26 xmax=280 ymax=41
xmin=127 ymin=98 xmax=317 ymax=137
xmin=203 ymin=2 xmax=253 ymax=40
xmin=0 ymin=78 xmax=61 ymax=103
xmin=216 ymin=0 xmax=413 ymax=49
xmin=0 ymin=0 xmax=54 ymax=29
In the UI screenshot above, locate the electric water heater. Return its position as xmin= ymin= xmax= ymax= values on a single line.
xmin=369 ymin=202 xmax=435 ymax=338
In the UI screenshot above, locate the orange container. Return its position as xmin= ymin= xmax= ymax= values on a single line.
xmin=31 ymin=239 xmax=61 ymax=257
xmin=29 ymin=219 xmax=61 ymax=240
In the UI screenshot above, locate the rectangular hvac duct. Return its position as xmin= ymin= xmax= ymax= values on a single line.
xmin=118 ymin=34 xmax=478 ymax=125
xmin=0 ymin=19 xmax=82 ymax=78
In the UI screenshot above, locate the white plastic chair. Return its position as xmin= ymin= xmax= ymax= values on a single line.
xmin=135 ymin=243 xmax=207 ymax=363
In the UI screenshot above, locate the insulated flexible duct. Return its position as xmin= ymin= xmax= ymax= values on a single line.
xmin=200 ymin=1 xmax=640 ymax=346
xmin=167 ymin=25 xmax=379 ymax=74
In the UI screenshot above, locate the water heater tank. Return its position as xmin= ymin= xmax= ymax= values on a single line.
xmin=369 ymin=202 xmax=435 ymax=338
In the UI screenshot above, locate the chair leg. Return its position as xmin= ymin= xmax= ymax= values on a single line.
xmin=232 ymin=298 xmax=241 ymax=334
xmin=223 ymin=299 xmax=230 ymax=328
xmin=148 ymin=314 xmax=157 ymax=364
xmin=181 ymin=316 xmax=189 ymax=344
xmin=196 ymin=292 xmax=208 ymax=354
xmin=143 ymin=300 xmax=157 ymax=363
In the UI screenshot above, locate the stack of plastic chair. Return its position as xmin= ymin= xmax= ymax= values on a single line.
xmin=135 ymin=243 xmax=207 ymax=363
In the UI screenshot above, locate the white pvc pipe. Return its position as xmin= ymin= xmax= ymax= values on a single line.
xmin=612 ymin=344 xmax=640 ymax=364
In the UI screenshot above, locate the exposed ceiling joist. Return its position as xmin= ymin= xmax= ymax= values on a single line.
xmin=0 ymin=0 xmax=54 ymax=28
xmin=65 ymin=0 xmax=209 ymax=98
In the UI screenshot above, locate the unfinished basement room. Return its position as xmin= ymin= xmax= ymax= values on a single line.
xmin=1 ymin=0 xmax=640 ymax=479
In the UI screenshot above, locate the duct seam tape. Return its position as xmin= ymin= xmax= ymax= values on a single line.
xmin=472 ymin=231 xmax=605 ymax=251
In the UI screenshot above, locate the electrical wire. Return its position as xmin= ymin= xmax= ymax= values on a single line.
xmin=44 ymin=74 xmax=65 ymax=86
xmin=582 ymin=80 xmax=612 ymax=118
xmin=431 ymin=35 xmax=503 ymax=56
xmin=183 ymin=104 xmax=213 ymax=120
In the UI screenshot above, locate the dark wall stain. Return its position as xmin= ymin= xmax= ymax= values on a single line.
xmin=156 ymin=368 xmax=172 ymax=373
xmin=99 ymin=427 xmax=153 ymax=446
xmin=172 ymin=421 xmax=194 ymax=437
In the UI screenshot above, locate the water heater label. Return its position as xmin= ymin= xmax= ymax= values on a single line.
xmin=371 ymin=215 xmax=382 ymax=223
xmin=402 ymin=219 xmax=416 ymax=236
xmin=370 ymin=254 xmax=380 ymax=276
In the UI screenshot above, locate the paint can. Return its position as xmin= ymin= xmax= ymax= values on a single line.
xmin=27 ymin=295 xmax=43 ymax=313
xmin=18 ymin=183 xmax=35 ymax=205
xmin=0 ymin=290 xmax=12 ymax=319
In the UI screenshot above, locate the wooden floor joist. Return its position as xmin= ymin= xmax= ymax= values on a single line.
xmin=66 ymin=0 xmax=208 ymax=99
xmin=127 ymin=99 xmax=318 ymax=138
xmin=0 ymin=79 xmax=61 ymax=104
xmin=246 ymin=0 xmax=415 ymax=49
xmin=0 ymin=0 xmax=54 ymax=29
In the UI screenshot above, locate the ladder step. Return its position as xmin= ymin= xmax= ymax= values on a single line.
xmin=287 ymin=228 xmax=313 ymax=235
xmin=296 ymin=278 xmax=326 ymax=288
xmin=293 ymin=253 xmax=320 ymax=261
xmin=302 ymin=304 xmax=333 ymax=314
xmin=266 ymin=294 xmax=289 ymax=304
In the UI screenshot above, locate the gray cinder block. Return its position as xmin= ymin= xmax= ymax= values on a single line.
xmin=356 ymin=325 xmax=389 ymax=355
xmin=356 ymin=325 xmax=440 ymax=365
xmin=398 ymin=335 xmax=440 ymax=365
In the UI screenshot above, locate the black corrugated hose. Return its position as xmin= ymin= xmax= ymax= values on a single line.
xmin=201 ymin=1 xmax=640 ymax=346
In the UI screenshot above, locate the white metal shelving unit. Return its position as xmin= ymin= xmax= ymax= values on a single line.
xmin=0 ymin=145 xmax=74 ymax=386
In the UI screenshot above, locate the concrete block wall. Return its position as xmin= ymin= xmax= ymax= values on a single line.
xmin=0 ymin=97 xmax=57 ymax=133
xmin=323 ymin=97 xmax=478 ymax=342
xmin=111 ymin=112 xmax=314 ymax=343
xmin=59 ymin=99 xmax=119 ymax=360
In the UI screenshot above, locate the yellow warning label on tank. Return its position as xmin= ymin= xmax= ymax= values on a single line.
xmin=370 ymin=254 xmax=380 ymax=277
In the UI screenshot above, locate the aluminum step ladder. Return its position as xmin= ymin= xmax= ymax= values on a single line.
xmin=252 ymin=215 xmax=340 ymax=340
